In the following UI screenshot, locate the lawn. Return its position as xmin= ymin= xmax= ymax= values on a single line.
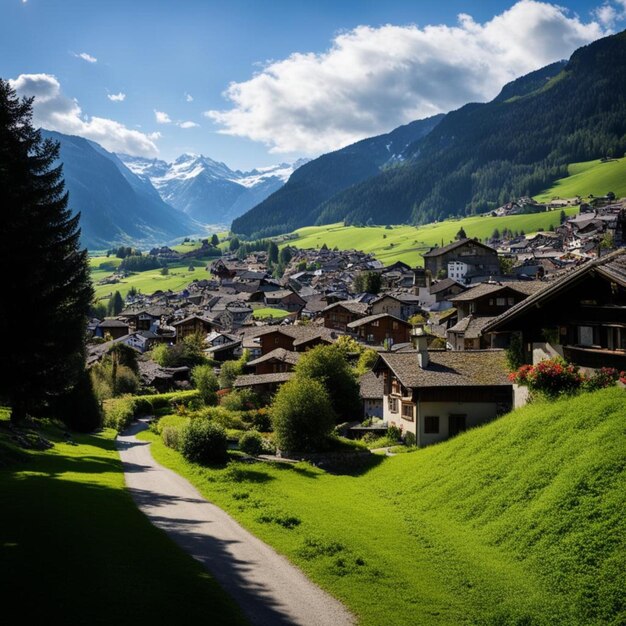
xmin=0 ymin=410 xmax=246 ymax=626
xmin=140 ymin=387 xmax=626 ymax=626
xmin=282 ymin=207 xmax=578 ymax=266
xmin=91 ymin=257 xmax=211 ymax=300
xmin=534 ymin=157 xmax=626 ymax=202
xmin=251 ymin=306 xmax=292 ymax=320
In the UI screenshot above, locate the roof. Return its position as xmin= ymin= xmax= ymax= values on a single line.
xmin=233 ymin=372 xmax=294 ymax=388
xmin=449 ymin=281 xmax=542 ymax=303
xmin=347 ymin=313 xmax=410 ymax=329
xmin=247 ymin=348 xmax=301 ymax=367
xmin=373 ymin=350 xmax=511 ymax=388
xmin=255 ymin=325 xmax=338 ymax=346
xmin=429 ymin=278 xmax=466 ymax=295
xmin=98 ymin=319 xmax=129 ymax=328
xmin=322 ymin=300 xmax=370 ymax=315
xmin=172 ymin=315 xmax=215 ymax=327
xmin=447 ymin=315 xmax=497 ymax=339
xmin=359 ymin=371 xmax=384 ymax=399
xmin=483 ymin=249 xmax=626 ymax=333
xmin=422 ymin=238 xmax=497 ymax=258
xmin=372 ymin=292 xmax=421 ymax=304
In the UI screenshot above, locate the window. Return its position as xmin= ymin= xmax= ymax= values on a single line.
xmin=578 ymin=326 xmax=594 ymax=346
xmin=507 ymin=297 xmax=515 ymax=306
xmin=424 ymin=416 xmax=439 ymax=434
xmin=274 ymin=337 xmax=280 ymax=344
xmin=402 ymin=403 xmax=414 ymax=421
xmin=388 ymin=397 xmax=399 ymax=413
xmin=489 ymin=298 xmax=494 ymax=305
xmin=496 ymin=297 xmax=506 ymax=306
xmin=372 ymin=320 xmax=379 ymax=327
xmin=392 ymin=321 xmax=398 ymax=330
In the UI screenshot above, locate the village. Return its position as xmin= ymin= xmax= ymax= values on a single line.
xmin=87 ymin=199 xmax=626 ymax=448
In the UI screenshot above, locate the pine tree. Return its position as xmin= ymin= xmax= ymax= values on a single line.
xmin=107 ymin=290 xmax=124 ymax=316
xmin=211 ymin=233 xmax=219 ymax=247
xmin=267 ymin=241 xmax=279 ymax=264
xmin=456 ymin=227 xmax=467 ymax=240
xmin=0 ymin=79 xmax=94 ymax=424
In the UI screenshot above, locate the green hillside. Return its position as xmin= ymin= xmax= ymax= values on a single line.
xmin=143 ymin=387 xmax=626 ymax=626
xmin=535 ymin=157 xmax=626 ymax=202
xmin=283 ymin=206 xmax=578 ymax=266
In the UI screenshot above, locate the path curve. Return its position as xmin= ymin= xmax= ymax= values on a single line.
xmin=117 ymin=421 xmax=355 ymax=626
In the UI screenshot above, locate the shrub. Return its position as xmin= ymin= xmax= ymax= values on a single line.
xmin=251 ymin=408 xmax=271 ymax=432
xmin=221 ymin=388 xmax=260 ymax=411
xmin=55 ymin=370 xmax=102 ymax=433
xmin=404 ymin=431 xmax=416 ymax=447
xmin=161 ymin=426 xmax=181 ymax=450
xmin=239 ymin=430 xmax=263 ymax=456
xmin=133 ymin=397 xmax=153 ymax=416
xmin=509 ymin=357 xmax=583 ymax=399
xmin=271 ymin=378 xmax=335 ymax=452
xmin=218 ymin=352 xmax=249 ymax=389
xmin=114 ymin=365 xmax=140 ymax=395
xmin=387 ymin=425 xmax=402 ymax=441
xmin=191 ymin=364 xmax=219 ymax=405
xmin=582 ymin=367 xmax=620 ymax=391
xmin=180 ymin=419 xmax=228 ymax=465
xmin=103 ymin=395 xmax=136 ymax=431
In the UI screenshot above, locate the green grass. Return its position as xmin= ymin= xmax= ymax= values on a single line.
xmin=251 ymin=306 xmax=292 ymax=320
xmin=282 ymin=207 xmax=578 ymax=266
xmin=534 ymin=157 xmax=626 ymax=202
xmin=140 ymin=388 xmax=626 ymax=625
xmin=0 ymin=410 xmax=245 ymax=625
xmin=171 ymin=240 xmax=204 ymax=253
xmin=91 ymin=257 xmax=210 ymax=300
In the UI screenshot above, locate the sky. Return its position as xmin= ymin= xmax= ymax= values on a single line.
xmin=1 ymin=0 xmax=625 ymax=170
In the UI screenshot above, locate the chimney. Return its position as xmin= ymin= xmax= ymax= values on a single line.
xmin=411 ymin=326 xmax=429 ymax=369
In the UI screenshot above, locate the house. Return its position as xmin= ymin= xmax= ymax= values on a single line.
xmin=419 ymin=278 xmax=467 ymax=311
xmin=120 ymin=330 xmax=159 ymax=353
xmin=203 ymin=331 xmax=241 ymax=362
xmin=246 ymin=348 xmax=301 ymax=375
xmin=359 ymin=371 xmax=384 ymax=419
xmin=220 ymin=302 xmax=253 ymax=330
xmin=256 ymin=326 xmax=337 ymax=355
xmin=347 ymin=314 xmax=411 ymax=347
xmin=262 ymin=289 xmax=306 ymax=312
xmin=483 ymin=249 xmax=626 ymax=370
xmin=422 ymin=239 xmax=500 ymax=280
xmin=372 ymin=334 xmax=513 ymax=446
xmin=232 ymin=372 xmax=294 ymax=396
xmin=370 ymin=293 xmax=422 ymax=321
xmin=322 ymin=301 xmax=370 ymax=331
xmin=172 ymin=315 xmax=218 ymax=343
xmin=96 ymin=318 xmax=130 ymax=340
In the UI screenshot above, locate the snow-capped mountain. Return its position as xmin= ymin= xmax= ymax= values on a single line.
xmin=118 ymin=153 xmax=309 ymax=224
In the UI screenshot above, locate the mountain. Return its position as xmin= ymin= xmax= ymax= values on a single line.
xmin=313 ymin=31 xmax=626 ymax=227
xmin=119 ymin=153 xmax=308 ymax=224
xmin=43 ymin=130 xmax=197 ymax=249
xmin=230 ymin=114 xmax=444 ymax=238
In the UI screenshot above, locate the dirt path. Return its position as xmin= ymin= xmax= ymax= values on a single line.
xmin=117 ymin=421 xmax=355 ymax=626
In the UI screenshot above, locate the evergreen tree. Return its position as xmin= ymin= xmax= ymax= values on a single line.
xmin=279 ymin=246 xmax=293 ymax=265
xmin=0 ymin=79 xmax=94 ymax=424
xmin=560 ymin=209 xmax=567 ymax=224
xmin=211 ymin=233 xmax=219 ymax=247
xmin=267 ymin=240 xmax=279 ymax=264
xmin=456 ymin=226 xmax=467 ymax=240
xmin=107 ymin=290 xmax=124 ymax=316
xmin=229 ymin=236 xmax=240 ymax=251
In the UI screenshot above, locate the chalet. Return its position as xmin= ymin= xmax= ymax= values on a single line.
xmin=359 ymin=371 xmax=384 ymax=419
xmin=220 ymin=303 xmax=253 ymax=330
xmin=96 ymin=319 xmax=130 ymax=340
xmin=419 ymin=278 xmax=467 ymax=311
xmin=370 ymin=293 xmax=422 ymax=321
xmin=172 ymin=315 xmax=218 ymax=343
xmin=256 ymin=326 xmax=337 ymax=355
xmin=372 ymin=333 xmax=513 ymax=446
xmin=246 ymin=348 xmax=300 ymax=375
xmin=422 ymin=239 xmax=500 ymax=280
xmin=322 ymin=301 xmax=370 ymax=331
xmin=347 ymin=313 xmax=411 ymax=347
xmin=203 ymin=331 xmax=241 ymax=362
xmin=483 ymin=249 xmax=626 ymax=370
xmin=120 ymin=330 xmax=159 ymax=353
xmin=232 ymin=372 xmax=294 ymax=396
xmin=262 ymin=289 xmax=306 ymax=312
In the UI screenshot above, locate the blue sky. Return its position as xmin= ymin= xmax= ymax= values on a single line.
xmin=1 ymin=0 xmax=623 ymax=169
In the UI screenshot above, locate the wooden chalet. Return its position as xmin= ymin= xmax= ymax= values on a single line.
xmin=347 ymin=313 xmax=411 ymax=347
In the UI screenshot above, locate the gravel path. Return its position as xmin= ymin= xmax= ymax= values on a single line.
xmin=117 ymin=421 xmax=355 ymax=626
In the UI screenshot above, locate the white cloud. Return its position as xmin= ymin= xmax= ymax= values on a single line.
xmin=10 ymin=73 xmax=159 ymax=157
xmin=178 ymin=121 xmax=199 ymax=128
xmin=154 ymin=110 xmax=171 ymax=124
xmin=107 ymin=92 xmax=126 ymax=102
xmin=594 ymin=1 xmax=626 ymax=26
xmin=75 ymin=52 xmax=97 ymax=63
xmin=206 ymin=0 xmax=608 ymax=154
xmin=185 ymin=92 xmax=194 ymax=102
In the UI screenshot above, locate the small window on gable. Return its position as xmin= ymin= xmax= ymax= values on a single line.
xmin=496 ymin=297 xmax=506 ymax=306
xmin=424 ymin=416 xmax=439 ymax=434
xmin=507 ymin=297 xmax=515 ymax=305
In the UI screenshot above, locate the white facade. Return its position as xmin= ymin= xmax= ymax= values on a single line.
xmin=448 ymin=261 xmax=469 ymax=281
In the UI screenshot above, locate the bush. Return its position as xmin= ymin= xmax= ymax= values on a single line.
xmin=271 ymin=378 xmax=335 ymax=452
xmin=509 ymin=357 xmax=583 ymax=398
xmin=387 ymin=425 xmax=402 ymax=441
xmin=403 ymin=431 xmax=416 ymax=447
xmin=114 ymin=365 xmax=140 ymax=395
xmin=239 ymin=430 xmax=263 ymax=456
xmin=582 ymin=367 xmax=620 ymax=391
xmin=55 ymin=370 xmax=102 ymax=433
xmin=161 ymin=426 xmax=181 ymax=450
xmin=103 ymin=395 xmax=136 ymax=431
xmin=191 ymin=364 xmax=219 ymax=405
xmin=180 ymin=418 xmax=228 ymax=465
xmin=221 ymin=388 xmax=260 ymax=411
xmin=251 ymin=408 xmax=271 ymax=432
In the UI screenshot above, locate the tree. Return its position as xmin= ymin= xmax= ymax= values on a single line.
xmin=229 ymin=236 xmax=240 ymax=251
xmin=0 ymin=80 xmax=94 ymax=425
xmin=294 ymin=344 xmax=360 ymax=421
xmin=491 ymin=228 xmax=501 ymax=240
xmin=218 ymin=350 xmax=250 ymax=388
xmin=107 ymin=290 xmax=124 ymax=316
xmin=271 ymin=378 xmax=335 ymax=452
xmin=559 ymin=209 xmax=567 ymax=224
xmin=279 ymin=247 xmax=293 ymax=265
xmin=211 ymin=233 xmax=219 ymax=247
xmin=191 ymin=364 xmax=219 ymax=405
xmin=456 ymin=226 xmax=467 ymax=240
xmin=267 ymin=241 xmax=279 ymax=264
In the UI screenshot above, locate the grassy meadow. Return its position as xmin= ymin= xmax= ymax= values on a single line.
xmin=251 ymin=306 xmax=292 ymax=320
xmin=282 ymin=206 xmax=578 ymax=266
xmin=140 ymin=387 xmax=626 ymax=626
xmin=534 ymin=156 xmax=626 ymax=202
xmin=0 ymin=410 xmax=245 ymax=625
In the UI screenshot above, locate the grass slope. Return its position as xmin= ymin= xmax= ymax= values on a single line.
xmin=0 ymin=412 xmax=245 ymax=626
xmin=284 ymin=206 xmax=578 ymax=266
xmin=141 ymin=388 xmax=626 ymax=626
xmin=534 ymin=157 xmax=626 ymax=202
xmin=251 ymin=306 xmax=292 ymax=320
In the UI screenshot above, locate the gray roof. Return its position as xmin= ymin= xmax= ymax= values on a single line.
xmin=422 ymin=238 xmax=496 ymax=258
xmin=98 ymin=319 xmax=129 ymax=328
xmin=374 ymin=350 xmax=510 ymax=388
xmin=322 ymin=300 xmax=370 ymax=315
xmin=233 ymin=372 xmax=294 ymax=388
xmin=247 ymin=348 xmax=301 ymax=367
xmin=359 ymin=371 xmax=384 ymax=399
xmin=447 ymin=315 xmax=497 ymax=339
xmin=347 ymin=313 xmax=410 ymax=329
xmin=429 ymin=278 xmax=466 ymax=295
